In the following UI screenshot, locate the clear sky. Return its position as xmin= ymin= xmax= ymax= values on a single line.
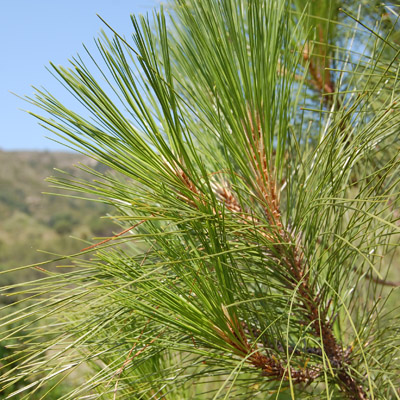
xmin=0 ymin=0 xmax=160 ymax=151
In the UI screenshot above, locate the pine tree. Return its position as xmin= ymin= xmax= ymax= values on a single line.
xmin=1 ymin=1 xmax=400 ymax=398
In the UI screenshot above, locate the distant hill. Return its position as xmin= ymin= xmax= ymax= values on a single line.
xmin=0 ymin=150 xmax=115 ymax=283
xmin=0 ymin=150 xmax=115 ymax=398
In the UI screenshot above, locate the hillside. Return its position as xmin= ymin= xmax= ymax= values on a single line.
xmin=0 ymin=150 xmax=118 ymax=398
xmin=0 ymin=150 xmax=115 ymax=282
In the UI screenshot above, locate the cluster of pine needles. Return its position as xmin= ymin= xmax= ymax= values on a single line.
xmin=1 ymin=0 xmax=400 ymax=398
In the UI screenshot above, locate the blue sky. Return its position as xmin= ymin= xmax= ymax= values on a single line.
xmin=0 ymin=0 xmax=160 ymax=151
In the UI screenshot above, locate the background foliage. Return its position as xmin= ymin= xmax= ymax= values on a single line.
xmin=0 ymin=151 xmax=115 ymax=399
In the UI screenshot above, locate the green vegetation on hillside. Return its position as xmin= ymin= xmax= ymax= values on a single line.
xmin=0 ymin=151 xmax=115 ymax=276
xmin=0 ymin=151 xmax=116 ymax=399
